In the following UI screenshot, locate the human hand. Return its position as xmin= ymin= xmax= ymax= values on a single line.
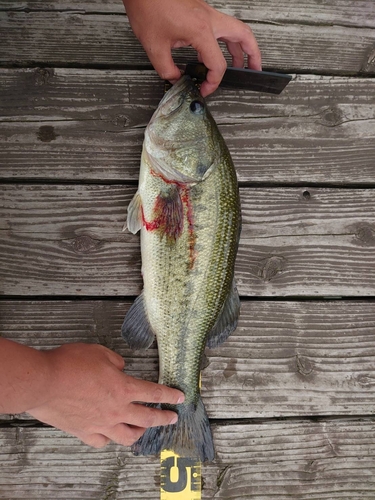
xmin=123 ymin=0 xmax=261 ymax=97
xmin=27 ymin=343 xmax=184 ymax=448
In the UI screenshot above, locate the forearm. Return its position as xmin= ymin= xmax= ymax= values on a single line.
xmin=0 ymin=338 xmax=51 ymax=414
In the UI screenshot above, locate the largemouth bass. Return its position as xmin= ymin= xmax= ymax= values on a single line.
xmin=122 ymin=75 xmax=241 ymax=462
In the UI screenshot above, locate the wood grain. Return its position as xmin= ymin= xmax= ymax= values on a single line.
xmin=1 ymin=11 xmax=374 ymax=74
xmin=2 ymin=0 xmax=375 ymax=28
xmin=1 ymin=184 xmax=375 ymax=297
xmin=1 ymin=0 xmax=375 ymax=496
xmin=1 ymin=69 xmax=375 ymax=183
xmin=0 ymin=419 xmax=375 ymax=499
xmin=1 ymin=300 xmax=375 ymax=418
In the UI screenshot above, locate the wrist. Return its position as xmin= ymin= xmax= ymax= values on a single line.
xmin=0 ymin=339 xmax=53 ymax=414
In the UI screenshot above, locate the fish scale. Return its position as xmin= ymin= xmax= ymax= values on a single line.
xmin=122 ymin=75 xmax=241 ymax=462
xmin=142 ymin=152 xmax=238 ymax=398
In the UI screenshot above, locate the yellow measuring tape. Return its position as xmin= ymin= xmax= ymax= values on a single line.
xmin=160 ymin=450 xmax=201 ymax=500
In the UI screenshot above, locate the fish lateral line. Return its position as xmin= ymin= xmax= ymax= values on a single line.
xmin=180 ymin=186 xmax=197 ymax=269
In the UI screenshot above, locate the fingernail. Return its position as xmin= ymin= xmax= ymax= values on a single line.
xmin=177 ymin=394 xmax=185 ymax=404
xmin=170 ymin=414 xmax=178 ymax=425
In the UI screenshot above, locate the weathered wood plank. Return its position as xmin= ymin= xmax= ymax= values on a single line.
xmin=0 ymin=184 xmax=139 ymax=296
xmin=1 ymin=185 xmax=375 ymax=297
xmin=0 ymin=11 xmax=374 ymax=74
xmin=0 ymin=419 xmax=375 ymax=499
xmin=1 ymin=68 xmax=375 ymax=183
xmin=1 ymin=300 xmax=375 ymax=418
xmin=2 ymin=0 xmax=375 ymax=29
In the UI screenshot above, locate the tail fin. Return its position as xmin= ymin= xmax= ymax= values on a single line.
xmin=131 ymin=397 xmax=214 ymax=462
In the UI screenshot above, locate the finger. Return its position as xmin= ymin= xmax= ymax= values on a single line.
xmin=215 ymin=17 xmax=262 ymax=71
xmin=125 ymin=376 xmax=185 ymax=405
xmin=128 ymin=403 xmax=178 ymax=428
xmin=104 ymin=423 xmax=146 ymax=447
xmin=235 ymin=26 xmax=262 ymax=71
xmin=102 ymin=347 xmax=125 ymax=371
xmin=246 ymin=49 xmax=262 ymax=72
xmin=189 ymin=24 xmax=227 ymax=90
xmin=193 ymin=37 xmax=227 ymax=97
xmin=225 ymin=40 xmax=245 ymax=68
xmin=144 ymin=42 xmax=181 ymax=83
xmin=78 ymin=432 xmax=111 ymax=449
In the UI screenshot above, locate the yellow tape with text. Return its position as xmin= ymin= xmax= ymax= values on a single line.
xmin=160 ymin=449 xmax=201 ymax=500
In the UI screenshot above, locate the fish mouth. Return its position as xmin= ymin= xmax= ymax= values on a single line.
xmin=156 ymin=76 xmax=200 ymax=117
xmin=144 ymin=76 xmax=207 ymax=185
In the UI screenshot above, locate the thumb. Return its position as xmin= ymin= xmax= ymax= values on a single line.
xmin=101 ymin=346 xmax=125 ymax=371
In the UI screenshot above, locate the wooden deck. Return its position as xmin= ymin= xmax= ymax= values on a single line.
xmin=1 ymin=0 xmax=375 ymax=498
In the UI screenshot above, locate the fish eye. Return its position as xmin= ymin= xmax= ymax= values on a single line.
xmin=189 ymin=100 xmax=205 ymax=115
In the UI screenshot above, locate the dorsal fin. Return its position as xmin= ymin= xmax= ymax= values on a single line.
xmin=206 ymin=281 xmax=240 ymax=348
xmin=121 ymin=292 xmax=155 ymax=349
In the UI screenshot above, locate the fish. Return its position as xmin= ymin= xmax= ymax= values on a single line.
xmin=121 ymin=75 xmax=241 ymax=462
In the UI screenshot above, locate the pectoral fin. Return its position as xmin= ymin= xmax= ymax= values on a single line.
xmin=151 ymin=184 xmax=184 ymax=241
xmin=126 ymin=190 xmax=142 ymax=234
xmin=121 ymin=292 xmax=155 ymax=349
xmin=206 ymin=281 xmax=240 ymax=348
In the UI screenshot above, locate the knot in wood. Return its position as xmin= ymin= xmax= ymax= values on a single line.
xmin=302 ymin=190 xmax=311 ymax=201
xmin=37 ymin=125 xmax=58 ymax=142
xmin=259 ymin=255 xmax=285 ymax=282
xmin=355 ymin=373 xmax=375 ymax=388
xmin=319 ymin=106 xmax=343 ymax=127
xmin=362 ymin=46 xmax=375 ymax=73
xmin=296 ymin=354 xmax=314 ymax=377
xmin=354 ymin=223 xmax=375 ymax=247
xmin=223 ymin=358 xmax=237 ymax=379
xmin=34 ymin=68 xmax=54 ymax=86
xmin=70 ymin=235 xmax=100 ymax=254
xmin=112 ymin=114 xmax=128 ymax=127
